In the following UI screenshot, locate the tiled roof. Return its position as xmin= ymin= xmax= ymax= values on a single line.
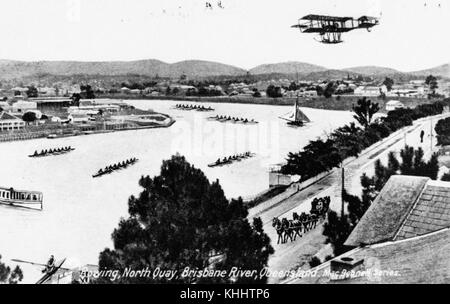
xmin=395 ymin=183 xmax=450 ymax=240
xmin=0 ymin=111 xmax=20 ymax=121
xmin=288 ymin=228 xmax=450 ymax=284
xmin=345 ymin=175 xmax=429 ymax=247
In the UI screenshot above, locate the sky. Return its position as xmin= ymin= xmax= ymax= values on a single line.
xmin=0 ymin=0 xmax=449 ymax=71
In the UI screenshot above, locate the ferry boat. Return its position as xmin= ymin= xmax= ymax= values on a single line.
xmin=0 ymin=187 xmax=43 ymax=210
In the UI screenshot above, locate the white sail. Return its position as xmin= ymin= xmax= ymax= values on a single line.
xmin=279 ymin=101 xmax=310 ymax=123
xmin=295 ymin=107 xmax=311 ymax=123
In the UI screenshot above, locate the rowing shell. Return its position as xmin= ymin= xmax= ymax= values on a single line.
xmin=208 ymin=154 xmax=256 ymax=168
xmin=92 ymin=160 xmax=139 ymax=178
xmin=36 ymin=258 xmax=66 ymax=284
xmin=28 ymin=148 xmax=75 ymax=158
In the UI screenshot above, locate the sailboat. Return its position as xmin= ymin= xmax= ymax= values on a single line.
xmin=279 ymin=97 xmax=310 ymax=127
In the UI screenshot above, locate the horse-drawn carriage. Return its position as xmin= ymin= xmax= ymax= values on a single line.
xmin=272 ymin=196 xmax=331 ymax=244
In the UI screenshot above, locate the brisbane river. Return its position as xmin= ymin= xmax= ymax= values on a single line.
xmin=0 ymin=99 xmax=353 ymax=282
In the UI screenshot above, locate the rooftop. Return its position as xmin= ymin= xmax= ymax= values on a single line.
xmin=289 ymin=175 xmax=450 ymax=284
xmin=0 ymin=111 xmax=21 ymax=121
xmin=288 ymin=228 xmax=450 ymax=284
xmin=345 ymin=175 xmax=429 ymax=247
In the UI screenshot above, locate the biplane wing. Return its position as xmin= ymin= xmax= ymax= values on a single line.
xmin=292 ymin=14 xmax=379 ymax=43
xmin=300 ymin=14 xmax=353 ymax=22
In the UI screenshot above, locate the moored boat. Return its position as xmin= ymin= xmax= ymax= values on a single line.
xmin=0 ymin=187 xmax=43 ymax=210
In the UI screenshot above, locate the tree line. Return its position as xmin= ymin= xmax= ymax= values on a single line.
xmin=281 ymin=97 xmax=448 ymax=180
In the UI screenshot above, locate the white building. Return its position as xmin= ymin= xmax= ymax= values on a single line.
xmin=354 ymin=85 xmax=387 ymax=96
xmin=12 ymin=101 xmax=37 ymax=114
xmin=0 ymin=112 xmax=25 ymax=131
xmin=386 ymin=100 xmax=405 ymax=111
xmin=69 ymin=113 xmax=90 ymax=124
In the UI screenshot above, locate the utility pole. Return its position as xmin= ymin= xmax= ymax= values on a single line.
xmin=430 ymin=116 xmax=433 ymax=153
xmin=341 ymin=166 xmax=345 ymax=219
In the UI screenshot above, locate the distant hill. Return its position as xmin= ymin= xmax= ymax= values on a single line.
xmin=411 ymin=64 xmax=450 ymax=78
xmin=0 ymin=59 xmax=246 ymax=80
xmin=163 ymin=60 xmax=246 ymax=77
xmin=0 ymin=58 xmax=448 ymax=81
xmin=305 ymin=69 xmax=358 ymax=81
xmin=342 ymin=66 xmax=401 ymax=76
xmin=249 ymin=62 xmax=326 ymax=75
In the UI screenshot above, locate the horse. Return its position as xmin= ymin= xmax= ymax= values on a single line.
xmin=272 ymin=218 xmax=285 ymax=244
xmin=290 ymin=219 xmax=302 ymax=240
xmin=281 ymin=218 xmax=294 ymax=243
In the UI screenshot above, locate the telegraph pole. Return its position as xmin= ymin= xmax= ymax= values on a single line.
xmin=430 ymin=116 xmax=433 ymax=153
xmin=341 ymin=166 xmax=345 ymax=219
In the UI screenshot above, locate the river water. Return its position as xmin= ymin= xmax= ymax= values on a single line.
xmin=0 ymin=99 xmax=353 ymax=283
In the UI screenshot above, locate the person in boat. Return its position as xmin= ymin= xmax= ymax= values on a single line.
xmin=43 ymin=255 xmax=55 ymax=274
xmin=98 ymin=168 xmax=104 ymax=175
xmin=33 ymin=150 xmax=38 ymax=156
xmin=215 ymin=158 xmax=221 ymax=165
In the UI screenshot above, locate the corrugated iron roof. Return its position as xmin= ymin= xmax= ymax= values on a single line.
xmin=344 ymin=175 xmax=429 ymax=247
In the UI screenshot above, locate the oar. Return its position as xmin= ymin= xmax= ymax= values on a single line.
xmin=11 ymin=259 xmax=47 ymax=267
xmin=11 ymin=259 xmax=71 ymax=271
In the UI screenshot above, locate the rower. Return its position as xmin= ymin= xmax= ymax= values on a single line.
xmin=216 ymin=159 xmax=220 ymax=164
xmin=33 ymin=150 xmax=38 ymax=156
xmin=42 ymin=255 xmax=55 ymax=274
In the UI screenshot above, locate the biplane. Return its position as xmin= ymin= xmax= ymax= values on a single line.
xmin=292 ymin=14 xmax=379 ymax=44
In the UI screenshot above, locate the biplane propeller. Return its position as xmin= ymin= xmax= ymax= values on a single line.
xmin=292 ymin=14 xmax=379 ymax=44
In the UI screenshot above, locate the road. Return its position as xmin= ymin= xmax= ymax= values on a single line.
xmin=248 ymin=112 xmax=449 ymax=284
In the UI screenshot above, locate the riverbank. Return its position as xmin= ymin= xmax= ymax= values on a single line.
xmin=98 ymin=94 xmax=437 ymax=113
xmin=0 ymin=116 xmax=175 ymax=143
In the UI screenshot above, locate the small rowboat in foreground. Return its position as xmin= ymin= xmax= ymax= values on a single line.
xmin=36 ymin=259 xmax=67 ymax=284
